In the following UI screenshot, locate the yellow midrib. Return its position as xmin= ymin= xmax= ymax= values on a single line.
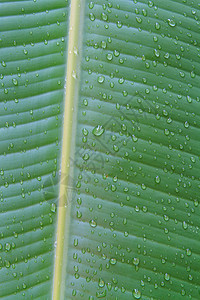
xmin=52 ymin=1 xmax=81 ymax=299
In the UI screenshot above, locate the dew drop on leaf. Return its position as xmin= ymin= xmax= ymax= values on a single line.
xmin=155 ymin=22 xmax=160 ymax=30
xmin=12 ymin=78 xmax=18 ymax=86
xmin=133 ymin=257 xmax=140 ymax=266
xmin=97 ymin=76 xmax=105 ymax=84
xmin=89 ymin=219 xmax=97 ymax=228
xmin=92 ymin=125 xmax=105 ymax=136
xmin=132 ymin=289 xmax=141 ymax=299
xmin=155 ymin=176 xmax=161 ymax=184
xmin=98 ymin=278 xmax=105 ymax=288
xmin=50 ymin=203 xmax=56 ymax=213
xmin=110 ymin=258 xmax=117 ymax=265
xmin=168 ymin=19 xmax=176 ymax=27
xmin=186 ymin=248 xmax=192 ymax=256
xmin=164 ymin=273 xmax=170 ymax=281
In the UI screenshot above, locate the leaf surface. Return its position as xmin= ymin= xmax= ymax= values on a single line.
xmin=0 ymin=0 xmax=200 ymax=299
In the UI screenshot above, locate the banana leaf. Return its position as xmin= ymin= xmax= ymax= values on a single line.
xmin=0 ymin=0 xmax=199 ymax=299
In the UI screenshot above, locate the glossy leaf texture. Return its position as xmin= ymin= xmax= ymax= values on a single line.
xmin=64 ymin=0 xmax=200 ymax=299
xmin=0 ymin=0 xmax=200 ymax=299
xmin=0 ymin=0 xmax=70 ymax=299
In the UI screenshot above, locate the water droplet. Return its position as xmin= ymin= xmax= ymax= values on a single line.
xmin=186 ymin=248 xmax=192 ymax=256
xmin=1 ymin=61 xmax=6 ymax=67
xmin=101 ymin=12 xmax=108 ymax=21
xmin=179 ymin=71 xmax=185 ymax=78
xmin=77 ymin=211 xmax=82 ymax=218
xmin=123 ymin=218 xmax=127 ymax=225
xmin=184 ymin=121 xmax=189 ymax=128
xmin=188 ymin=274 xmax=193 ymax=281
xmin=74 ymin=238 xmax=78 ymax=247
xmin=97 ymin=76 xmax=105 ymax=84
xmin=114 ymin=50 xmax=120 ymax=57
xmin=5 ymin=243 xmax=11 ymax=251
xmin=50 ymin=203 xmax=56 ymax=213
xmin=132 ymin=135 xmax=138 ymax=142
xmin=4 ymin=182 xmax=9 ymax=188
xmin=89 ymin=219 xmax=97 ymax=228
xmin=82 ymin=153 xmax=90 ymax=161
xmin=155 ymin=22 xmax=160 ymax=30
xmin=136 ymin=17 xmax=142 ymax=23
xmin=113 ymin=145 xmax=119 ymax=152
xmin=92 ymin=125 xmax=105 ymax=136
xmin=89 ymin=13 xmax=95 ymax=21
xmin=110 ymin=258 xmax=117 ymax=265
xmin=164 ymin=273 xmax=170 ymax=281
xmin=133 ymin=257 xmax=140 ymax=266
xmin=155 ymin=176 xmax=161 ymax=184
xmin=141 ymin=184 xmax=146 ymax=190
xmin=98 ymin=278 xmax=105 ymax=288
xmin=118 ymin=77 xmax=124 ymax=84
xmin=12 ymin=78 xmax=18 ymax=86
xmin=154 ymin=49 xmax=160 ymax=58
xmin=132 ymin=289 xmax=141 ymax=299
xmin=182 ymin=221 xmax=188 ymax=229
xmin=186 ymin=95 xmax=192 ymax=103
xmin=96 ymin=290 xmax=107 ymax=298
xmin=117 ymin=21 xmax=122 ymax=28
xmin=22 ymin=283 xmax=27 ymax=289
xmin=142 ymin=9 xmax=147 ymax=16
xmin=168 ymin=19 xmax=176 ymax=27
xmin=89 ymin=2 xmax=94 ymax=9
xmin=106 ymin=53 xmax=113 ymax=61
xmin=5 ymin=260 xmax=10 ymax=268
xmin=148 ymin=1 xmax=154 ymax=8
xmin=163 ymin=215 xmax=169 ymax=221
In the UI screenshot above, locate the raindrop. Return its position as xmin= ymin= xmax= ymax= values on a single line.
xmin=133 ymin=257 xmax=140 ymax=266
xmin=132 ymin=289 xmax=141 ymax=299
xmin=168 ymin=19 xmax=176 ymax=27
xmin=101 ymin=13 xmax=108 ymax=21
xmin=89 ymin=13 xmax=95 ymax=21
xmin=97 ymin=76 xmax=105 ymax=84
xmin=50 ymin=203 xmax=56 ymax=213
xmin=184 ymin=121 xmax=189 ymax=128
xmin=132 ymin=135 xmax=138 ymax=142
xmin=12 ymin=78 xmax=18 ymax=86
xmin=82 ymin=153 xmax=90 ymax=161
xmin=186 ymin=248 xmax=192 ymax=256
xmin=89 ymin=219 xmax=97 ymax=227
xmin=136 ymin=17 xmax=142 ymax=23
xmin=98 ymin=278 xmax=105 ymax=288
xmin=155 ymin=176 xmax=161 ymax=184
xmin=182 ymin=221 xmax=188 ymax=229
xmin=5 ymin=243 xmax=11 ymax=251
xmin=110 ymin=258 xmax=117 ymax=265
xmin=164 ymin=273 xmax=170 ymax=281
xmin=155 ymin=22 xmax=160 ymax=30
xmin=92 ymin=125 xmax=105 ymax=136
xmin=1 ymin=61 xmax=6 ymax=67
xmin=106 ymin=53 xmax=113 ymax=61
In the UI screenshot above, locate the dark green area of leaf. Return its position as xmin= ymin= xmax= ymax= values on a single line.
xmin=66 ymin=0 xmax=200 ymax=299
xmin=0 ymin=0 xmax=70 ymax=298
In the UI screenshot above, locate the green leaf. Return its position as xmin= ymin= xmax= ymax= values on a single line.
xmin=0 ymin=0 xmax=70 ymax=298
xmin=0 ymin=0 xmax=200 ymax=299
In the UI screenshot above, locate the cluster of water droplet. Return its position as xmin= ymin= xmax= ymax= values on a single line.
xmin=69 ymin=0 xmax=200 ymax=299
